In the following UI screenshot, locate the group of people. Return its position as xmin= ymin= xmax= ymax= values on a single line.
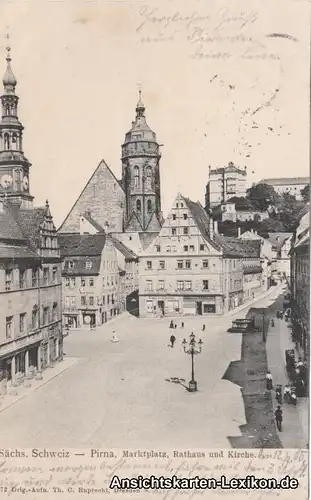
xmin=169 ymin=320 xmax=206 ymax=331
xmin=266 ymin=372 xmax=284 ymax=431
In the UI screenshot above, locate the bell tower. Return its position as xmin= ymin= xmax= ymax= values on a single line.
xmin=0 ymin=44 xmax=33 ymax=207
xmin=121 ymin=91 xmax=162 ymax=232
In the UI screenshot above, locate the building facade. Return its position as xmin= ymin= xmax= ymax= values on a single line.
xmin=59 ymin=233 xmax=121 ymax=328
xmin=290 ymin=213 xmax=309 ymax=360
xmin=258 ymin=177 xmax=309 ymax=200
xmin=205 ymin=162 xmax=247 ymax=208
xmin=139 ymin=194 xmax=225 ymax=317
xmin=220 ymin=203 xmax=269 ymax=223
xmin=0 ymin=48 xmax=62 ymax=394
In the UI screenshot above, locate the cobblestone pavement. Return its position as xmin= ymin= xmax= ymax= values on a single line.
xmin=0 ymin=314 xmax=244 ymax=448
xmin=0 ymin=286 xmax=289 ymax=449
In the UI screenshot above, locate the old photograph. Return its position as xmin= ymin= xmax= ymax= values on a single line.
xmin=0 ymin=0 xmax=309 ymax=464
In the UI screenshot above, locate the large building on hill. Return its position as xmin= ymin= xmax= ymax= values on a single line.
xmin=59 ymin=91 xmax=163 ymax=250
xmin=258 ymin=177 xmax=309 ymax=200
xmin=0 ymin=47 xmax=63 ymax=393
xmin=205 ymin=162 xmax=247 ymax=208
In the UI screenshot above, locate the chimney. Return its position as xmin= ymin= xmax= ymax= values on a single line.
xmin=238 ymin=227 xmax=241 ymax=238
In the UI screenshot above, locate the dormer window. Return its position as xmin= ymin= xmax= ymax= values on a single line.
xmin=85 ymin=260 xmax=92 ymax=270
xmin=68 ymin=260 xmax=75 ymax=269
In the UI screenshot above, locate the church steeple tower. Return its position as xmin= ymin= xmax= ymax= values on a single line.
xmin=121 ymin=91 xmax=162 ymax=233
xmin=0 ymin=44 xmax=33 ymax=207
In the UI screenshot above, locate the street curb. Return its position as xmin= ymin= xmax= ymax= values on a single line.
xmin=0 ymin=358 xmax=80 ymax=414
xmin=225 ymin=284 xmax=286 ymax=318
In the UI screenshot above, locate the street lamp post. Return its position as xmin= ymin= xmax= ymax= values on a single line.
xmin=262 ymin=311 xmax=266 ymax=342
xmin=182 ymin=332 xmax=203 ymax=392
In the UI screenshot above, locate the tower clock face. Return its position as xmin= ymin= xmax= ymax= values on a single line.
xmin=1 ymin=174 xmax=13 ymax=189
xmin=22 ymin=176 xmax=29 ymax=190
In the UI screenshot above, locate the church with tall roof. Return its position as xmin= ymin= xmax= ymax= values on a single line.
xmin=59 ymin=90 xmax=164 ymax=250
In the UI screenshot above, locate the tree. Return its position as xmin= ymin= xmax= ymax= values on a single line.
xmin=246 ymin=184 xmax=279 ymax=211
xmin=301 ymin=185 xmax=310 ymax=203
xmin=227 ymin=196 xmax=252 ymax=210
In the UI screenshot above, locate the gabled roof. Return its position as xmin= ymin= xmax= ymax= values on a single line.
xmin=58 ymin=233 xmax=106 ymax=257
xmin=259 ymin=177 xmax=309 ymax=186
xmin=0 ymin=202 xmax=57 ymax=259
xmin=267 ymin=232 xmax=292 ymax=250
xmin=215 ymin=236 xmax=261 ymax=258
xmin=182 ymin=196 xmax=221 ymax=250
xmin=110 ymin=236 xmax=138 ymax=260
xmin=58 ymin=159 xmax=125 ymax=232
xmin=83 ymin=212 xmax=105 ymax=233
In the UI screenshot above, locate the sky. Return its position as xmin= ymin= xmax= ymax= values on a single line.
xmin=0 ymin=0 xmax=310 ymax=226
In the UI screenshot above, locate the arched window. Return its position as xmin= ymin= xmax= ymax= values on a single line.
xmin=134 ymin=166 xmax=140 ymax=189
xmin=4 ymin=133 xmax=9 ymax=150
xmin=146 ymin=166 xmax=152 ymax=189
xmin=12 ymin=133 xmax=17 ymax=149
xmin=147 ymin=199 xmax=152 ymax=212
xmin=136 ymin=199 xmax=141 ymax=212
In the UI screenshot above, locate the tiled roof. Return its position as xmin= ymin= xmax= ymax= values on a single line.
xmin=58 ymin=233 xmax=106 ymax=256
xmin=62 ymin=255 xmax=101 ymax=276
xmin=14 ymin=207 xmax=46 ymax=251
xmin=183 ymin=197 xmax=221 ymax=250
xmin=0 ymin=244 xmax=40 ymax=260
xmin=111 ymin=236 xmax=138 ymax=260
xmin=259 ymin=177 xmax=309 ymax=186
xmin=0 ymin=202 xmax=58 ymax=260
xmin=215 ymin=235 xmax=261 ymax=258
xmin=0 ymin=204 xmax=26 ymax=241
xmin=83 ymin=212 xmax=105 ymax=233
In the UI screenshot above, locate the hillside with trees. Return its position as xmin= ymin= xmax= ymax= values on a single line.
xmin=211 ymin=183 xmax=310 ymax=237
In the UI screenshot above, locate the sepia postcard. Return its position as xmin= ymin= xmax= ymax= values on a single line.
xmin=0 ymin=0 xmax=309 ymax=498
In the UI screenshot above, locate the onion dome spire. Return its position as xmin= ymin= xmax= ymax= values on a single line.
xmin=2 ymin=45 xmax=17 ymax=93
xmin=136 ymin=89 xmax=145 ymax=117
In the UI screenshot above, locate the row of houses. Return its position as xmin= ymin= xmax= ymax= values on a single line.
xmin=290 ymin=212 xmax=309 ymax=361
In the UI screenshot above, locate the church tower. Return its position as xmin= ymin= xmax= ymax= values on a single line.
xmin=121 ymin=92 xmax=162 ymax=232
xmin=0 ymin=46 xmax=33 ymax=207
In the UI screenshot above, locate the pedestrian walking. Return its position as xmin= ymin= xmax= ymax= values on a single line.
xmin=266 ymin=371 xmax=273 ymax=390
xmin=170 ymin=334 xmax=176 ymax=348
xmin=274 ymin=405 xmax=283 ymax=431
xmin=111 ymin=330 xmax=119 ymax=343
xmin=202 ymin=324 xmax=205 ymax=332
xmin=174 ymin=323 xmax=177 ymax=329
xmin=181 ymin=322 xmax=184 ymax=329
xmin=169 ymin=320 xmax=174 ymax=329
